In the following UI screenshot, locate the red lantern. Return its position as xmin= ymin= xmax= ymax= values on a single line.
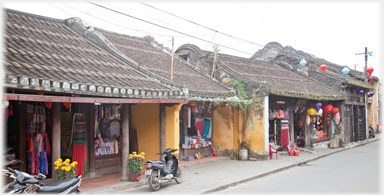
xmin=366 ymin=67 xmax=374 ymax=75
xmin=369 ymin=76 xmax=373 ymax=83
xmin=332 ymin=107 xmax=339 ymax=114
xmin=322 ymin=104 xmax=333 ymax=114
xmin=320 ymin=64 xmax=327 ymax=79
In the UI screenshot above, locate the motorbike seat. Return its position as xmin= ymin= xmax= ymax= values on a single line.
xmin=37 ymin=177 xmax=79 ymax=193
xmin=147 ymin=160 xmax=165 ymax=164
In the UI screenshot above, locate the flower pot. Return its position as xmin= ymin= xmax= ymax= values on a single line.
xmin=129 ymin=173 xmax=142 ymax=182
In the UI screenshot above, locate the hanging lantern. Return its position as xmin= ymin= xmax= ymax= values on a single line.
xmin=369 ymin=91 xmax=375 ymax=97
xmin=320 ymin=64 xmax=327 ymax=79
xmin=334 ymin=112 xmax=340 ymax=125
xmin=332 ymin=107 xmax=339 ymax=114
xmin=342 ymin=67 xmax=350 ymax=74
xmin=300 ymin=59 xmax=307 ymax=66
xmin=307 ymin=108 xmax=317 ymax=115
xmin=366 ymin=67 xmax=374 ymax=75
xmin=315 ymin=102 xmax=322 ymax=112
xmin=359 ymin=90 xmax=364 ymax=96
xmin=316 ymin=108 xmax=323 ymax=116
xmin=322 ymin=104 xmax=333 ymax=114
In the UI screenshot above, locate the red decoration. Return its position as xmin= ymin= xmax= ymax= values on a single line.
xmin=332 ymin=107 xmax=339 ymax=114
xmin=45 ymin=102 xmax=53 ymax=109
xmin=64 ymin=102 xmax=72 ymax=109
xmin=369 ymin=76 xmax=373 ymax=83
xmin=322 ymin=104 xmax=333 ymax=114
xmin=320 ymin=64 xmax=327 ymax=79
xmin=317 ymin=126 xmax=320 ymax=130
xmin=366 ymin=67 xmax=374 ymax=75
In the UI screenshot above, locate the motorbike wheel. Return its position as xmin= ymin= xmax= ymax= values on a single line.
xmin=149 ymin=170 xmax=161 ymax=191
xmin=175 ymin=167 xmax=183 ymax=184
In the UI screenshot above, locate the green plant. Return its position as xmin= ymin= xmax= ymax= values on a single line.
xmin=54 ymin=158 xmax=77 ymax=181
xmin=129 ymin=152 xmax=145 ymax=174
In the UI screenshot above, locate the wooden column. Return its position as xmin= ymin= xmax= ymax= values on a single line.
xmin=160 ymin=104 xmax=166 ymax=161
xmin=17 ymin=101 xmax=27 ymax=172
xmin=88 ymin=104 xmax=95 ymax=175
xmin=51 ymin=102 xmax=61 ymax=181
xmin=121 ymin=104 xmax=130 ymax=181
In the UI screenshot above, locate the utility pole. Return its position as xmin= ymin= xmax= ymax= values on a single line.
xmin=355 ymin=47 xmax=373 ymax=82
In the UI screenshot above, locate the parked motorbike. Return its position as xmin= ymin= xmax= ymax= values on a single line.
xmin=2 ymin=167 xmax=82 ymax=194
xmin=377 ymin=123 xmax=381 ymax=134
xmin=144 ymin=148 xmax=182 ymax=191
xmin=369 ymin=125 xmax=375 ymax=138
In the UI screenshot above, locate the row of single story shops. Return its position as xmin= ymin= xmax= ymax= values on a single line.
xmin=3 ymin=8 xmax=380 ymax=183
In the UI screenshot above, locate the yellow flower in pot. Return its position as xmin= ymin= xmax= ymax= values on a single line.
xmin=54 ymin=158 xmax=78 ymax=181
xmin=129 ymin=151 xmax=145 ymax=181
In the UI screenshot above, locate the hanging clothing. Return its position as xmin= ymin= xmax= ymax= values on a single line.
xmin=280 ymin=120 xmax=289 ymax=147
xmin=187 ymin=107 xmax=191 ymax=128
xmin=72 ymin=113 xmax=88 ymax=177
xmin=180 ymin=121 xmax=185 ymax=144
xmin=195 ymin=117 xmax=205 ymax=137
xmin=203 ymin=116 xmax=211 ymax=138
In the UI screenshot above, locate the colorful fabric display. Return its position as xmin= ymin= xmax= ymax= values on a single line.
xmin=203 ymin=116 xmax=211 ymax=138
xmin=72 ymin=113 xmax=88 ymax=177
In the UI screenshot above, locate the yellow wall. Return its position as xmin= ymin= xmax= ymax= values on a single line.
xmin=237 ymin=101 xmax=267 ymax=155
xmin=213 ymin=104 xmax=234 ymax=150
xmin=131 ymin=103 xmax=160 ymax=162
xmin=368 ymin=81 xmax=379 ymax=132
xmin=165 ymin=104 xmax=183 ymax=157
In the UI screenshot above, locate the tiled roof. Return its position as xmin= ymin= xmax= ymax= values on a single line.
xmin=94 ymin=29 xmax=234 ymax=98
xmin=3 ymin=9 xmax=183 ymax=99
xmin=217 ymin=54 xmax=345 ymax=100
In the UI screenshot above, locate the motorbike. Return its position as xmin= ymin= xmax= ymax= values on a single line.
xmin=2 ymin=167 xmax=82 ymax=194
xmin=144 ymin=148 xmax=182 ymax=191
xmin=369 ymin=125 xmax=375 ymax=138
xmin=377 ymin=123 xmax=381 ymax=134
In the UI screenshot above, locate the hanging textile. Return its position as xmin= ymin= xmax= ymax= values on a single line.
xmin=280 ymin=119 xmax=289 ymax=147
xmin=195 ymin=117 xmax=205 ymax=137
xmin=179 ymin=121 xmax=185 ymax=144
xmin=26 ymin=104 xmax=49 ymax=175
xmin=71 ymin=113 xmax=88 ymax=177
xmin=202 ymin=116 xmax=211 ymax=138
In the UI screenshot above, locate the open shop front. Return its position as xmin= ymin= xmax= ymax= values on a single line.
xmin=178 ymin=102 xmax=214 ymax=159
xmin=3 ymin=95 xmax=130 ymax=183
xmin=3 ymin=99 xmax=94 ymax=183
xmin=268 ymin=105 xmax=290 ymax=150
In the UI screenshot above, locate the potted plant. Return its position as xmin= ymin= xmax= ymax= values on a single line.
xmin=54 ymin=158 xmax=78 ymax=181
xmin=129 ymin=151 xmax=145 ymax=181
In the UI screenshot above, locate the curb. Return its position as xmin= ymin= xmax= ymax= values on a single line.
xmin=202 ymin=138 xmax=380 ymax=194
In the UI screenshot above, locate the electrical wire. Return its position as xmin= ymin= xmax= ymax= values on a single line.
xmin=138 ymin=2 xmax=264 ymax=48
xmin=87 ymin=2 xmax=254 ymax=55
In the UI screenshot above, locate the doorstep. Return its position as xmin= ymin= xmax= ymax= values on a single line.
xmin=79 ymin=156 xmax=228 ymax=192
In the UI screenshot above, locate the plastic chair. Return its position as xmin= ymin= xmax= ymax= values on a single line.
xmin=269 ymin=144 xmax=278 ymax=160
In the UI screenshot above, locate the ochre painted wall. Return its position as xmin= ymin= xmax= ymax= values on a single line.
xmin=236 ymin=101 xmax=267 ymax=156
xmin=131 ymin=103 xmax=160 ymax=162
xmin=165 ymin=104 xmax=183 ymax=157
xmin=368 ymin=81 xmax=379 ymax=132
xmin=213 ymin=104 xmax=234 ymax=151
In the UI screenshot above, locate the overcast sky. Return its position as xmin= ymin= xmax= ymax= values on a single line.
xmin=3 ymin=1 xmax=383 ymax=78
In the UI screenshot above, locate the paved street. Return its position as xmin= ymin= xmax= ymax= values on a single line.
xmin=81 ymin=135 xmax=382 ymax=194
xmin=213 ymin=140 xmax=381 ymax=194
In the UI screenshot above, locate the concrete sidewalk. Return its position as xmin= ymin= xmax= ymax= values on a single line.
xmin=81 ymin=134 xmax=381 ymax=194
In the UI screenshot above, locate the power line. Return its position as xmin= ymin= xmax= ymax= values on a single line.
xmin=87 ymin=2 xmax=254 ymax=55
xmin=60 ymin=2 xmax=211 ymax=39
xmin=138 ymin=2 xmax=264 ymax=48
